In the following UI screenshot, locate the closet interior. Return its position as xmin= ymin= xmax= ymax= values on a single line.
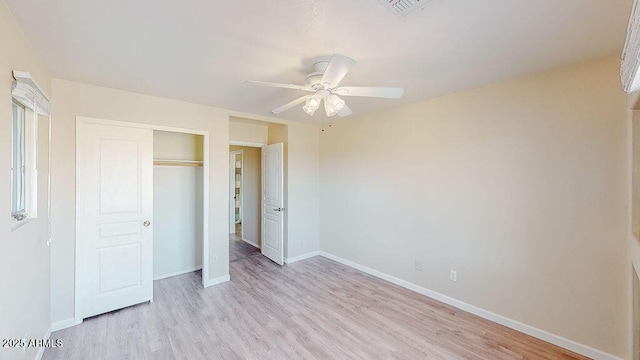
xmin=153 ymin=130 xmax=204 ymax=280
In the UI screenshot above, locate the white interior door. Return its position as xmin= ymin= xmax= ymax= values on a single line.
xmin=77 ymin=120 xmax=153 ymax=319
xmin=261 ymin=143 xmax=284 ymax=265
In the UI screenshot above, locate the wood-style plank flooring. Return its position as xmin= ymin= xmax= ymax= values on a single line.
xmin=43 ymin=254 xmax=588 ymax=360
xmin=229 ymin=232 xmax=260 ymax=263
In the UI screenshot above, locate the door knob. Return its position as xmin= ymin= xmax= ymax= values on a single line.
xmin=273 ymin=208 xmax=284 ymax=212
xmin=143 ymin=221 xmax=151 ymax=227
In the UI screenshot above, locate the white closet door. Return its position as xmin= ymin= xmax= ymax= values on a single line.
xmin=77 ymin=120 xmax=153 ymax=319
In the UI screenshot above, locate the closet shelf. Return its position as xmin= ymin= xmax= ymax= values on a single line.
xmin=153 ymin=159 xmax=203 ymax=167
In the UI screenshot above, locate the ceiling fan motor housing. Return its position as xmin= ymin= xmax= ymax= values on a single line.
xmin=305 ymin=61 xmax=330 ymax=89
xmin=304 ymin=73 xmax=324 ymax=89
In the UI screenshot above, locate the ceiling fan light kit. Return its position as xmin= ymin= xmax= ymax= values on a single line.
xmin=303 ymin=99 xmax=319 ymax=115
xmin=324 ymin=94 xmax=345 ymax=117
xmin=245 ymin=54 xmax=404 ymax=118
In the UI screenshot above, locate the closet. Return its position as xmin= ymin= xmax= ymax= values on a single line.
xmin=153 ymin=130 xmax=204 ymax=280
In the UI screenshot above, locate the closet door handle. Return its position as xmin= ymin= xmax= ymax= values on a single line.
xmin=143 ymin=221 xmax=151 ymax=227
xmin=273 ymin=208 xmax=284 ymax=212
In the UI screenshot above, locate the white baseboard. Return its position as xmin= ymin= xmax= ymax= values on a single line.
xmin=203 ymin=274 xmax=230 ymax=288
xmin=51 ymin=317 xmax=78 ymax=332
xmin=241 ymin=238 xmax=260 ymax=249
xmin=34 ymin=325 xmax=51 ymax=360
xmin=285 ymin=251 xmax=320 ymax=264
xmin=153 ymin=266 xmax=202 ymax=281
xmin=318 ymin=251 xmax=623 ymax=360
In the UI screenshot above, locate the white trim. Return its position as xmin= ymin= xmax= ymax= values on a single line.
xmin=74 ymin=116 xmax=211 ymax=321
xmin=51 ymin=318 xmax=77 ymax=332
xmin=203 ymin=274 xmax=230 ymax=288
xmin=241 ymin=237 xmax=260 ymax=249
xmin=10 ymin=102 xmax=38 ymax=230
xmin=201 ymin=131 xmax=215 ymax=286
xmin=34 ymin=325 xmax=51 ymax=360
xmin=73 ymin=119 xmax=83 ymax=323
xmin=230 ymin=140 xmax=266 ymax=148
xmin=153 ymin=266 xmax=202 ymax=281
xmin=229 ymin=150 xmax=244 ymax=233
xmin=318 ymin=251 xmax=623 ymax=360
xmin=285 ymin=251 xmax=320 ymax=264
xmin=628 ymin=107 xmax=639 ymax=360
xmin=229 ymin=152 xmax=234 ymax=233
xmin=201 ymin=132 xmax=210 ymax=287
xmin=75 ymin=116 xmax=209 ymax=136
xmin=10 ymin=217 xmax=35 ymax=232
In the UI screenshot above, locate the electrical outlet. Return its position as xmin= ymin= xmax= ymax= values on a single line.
xmin=213 ymin=256 xmax=217 ymax=263
xmin=449 ymin=270 xmax=457 ymax=282
xmin=299 ymin=237 xmax=304 ymax=245
xmin=414 ymin=260 xmax=422 ymax=271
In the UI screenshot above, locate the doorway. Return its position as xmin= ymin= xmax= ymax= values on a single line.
xmin=229 ymin=147 xmax=260 ymax=262
xmin=228 ymin=117 xmax=287 ymax=269
xmin=227 ymin=142 xmax=284 ymax=266
xmin=75 ymin=117 xmax=210 ymax=321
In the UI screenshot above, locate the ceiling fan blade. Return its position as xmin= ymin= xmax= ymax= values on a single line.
xmin=338 ymin=104 xmax=352 ymax=117
xmin=321 ymin=54 xmax=357 ymax=88
xmin=334 ymin=86 xmax=404 ymax=99
xmin=244 ymin=80 xmax=313 ymax=92
xmin=271 ymin=95 xmax=312 ymax=115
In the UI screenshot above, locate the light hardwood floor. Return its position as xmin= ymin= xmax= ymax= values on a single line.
xmin=44 ymin=255 xmax=588 ymax=360
xmin=229 ymin=233 xmax=260 ymax=263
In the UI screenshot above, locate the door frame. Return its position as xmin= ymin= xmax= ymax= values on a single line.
xmin=229 ymin=150 xmax=243 ymax=234
xmin=74 ymin=116 xmax=211 ymax=325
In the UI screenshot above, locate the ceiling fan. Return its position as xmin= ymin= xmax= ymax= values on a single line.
xmin=245 ymin=54 xmax=404 ymax=118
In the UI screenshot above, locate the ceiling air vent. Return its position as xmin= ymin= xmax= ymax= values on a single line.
xmin=378 ymin=0 xmax=431 ymax=19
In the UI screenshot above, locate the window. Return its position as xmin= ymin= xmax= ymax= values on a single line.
xmin=10 ymin=71 xmax=49 ymax=228
xmin=11 ymin=100 xmax=26 ymax=220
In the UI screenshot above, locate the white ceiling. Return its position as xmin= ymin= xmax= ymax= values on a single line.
xmin=5 ymin=0 xmax=633 ymax=123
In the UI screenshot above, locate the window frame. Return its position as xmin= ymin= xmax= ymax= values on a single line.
xmin=10 ymin=97 xmax=38 ymax=229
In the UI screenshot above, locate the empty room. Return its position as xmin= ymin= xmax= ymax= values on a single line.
xmin=1 ymin=0 xmax=640 ymax=359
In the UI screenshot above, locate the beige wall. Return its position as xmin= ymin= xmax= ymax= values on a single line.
xmin=154 ymin=130 xmax=203 ymax=161
xmin=286 ymin=124 xmax=320 ymax=258
xmin=49 ymin=79 xmax=322 ymax=324
xmin=320 ymin=56 xmax=628 ymax=357
xmin=0 ymin=2 xmax=52 ymax=360
xmin=50 ymin=79 xmax=230 ymax=324
xmin=230 ymin=120 xmax=268 ymax=144
xmin=230 ymin=145 xmax=261 ymax=246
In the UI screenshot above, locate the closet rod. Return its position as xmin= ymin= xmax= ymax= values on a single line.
xmin=153 ymin=159 xmax=203 ymax=167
